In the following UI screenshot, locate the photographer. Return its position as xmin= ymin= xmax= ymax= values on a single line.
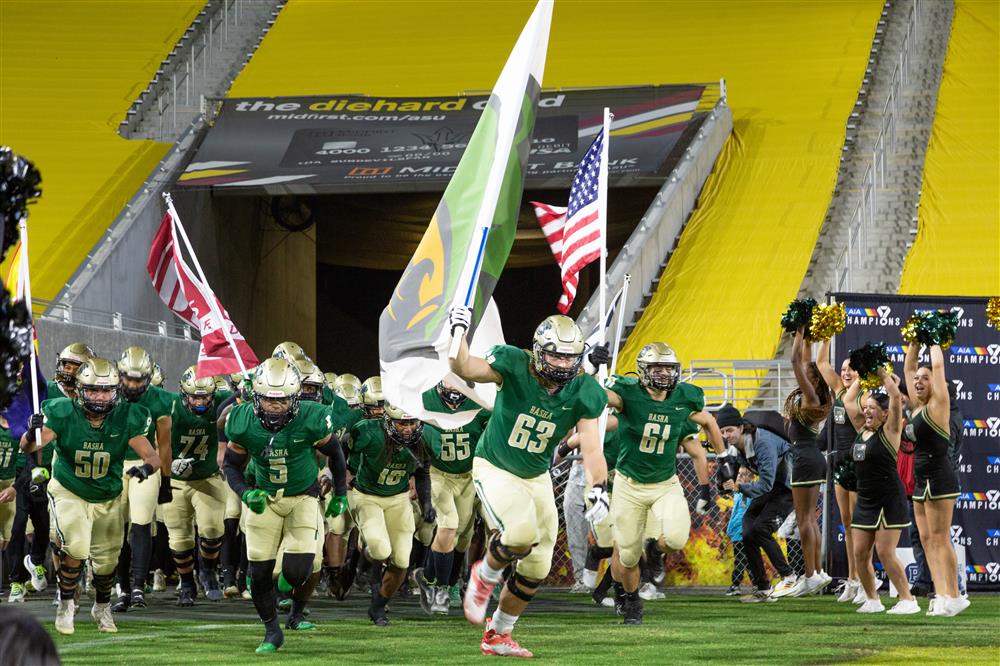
xmin=715 ymin=405 xmax=796 ymax=602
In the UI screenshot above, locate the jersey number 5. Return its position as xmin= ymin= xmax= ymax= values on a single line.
xmin=508 ymin=414 xmax=556 ymax=454
xmin=639 ymin=422 xmax=672 ymax=455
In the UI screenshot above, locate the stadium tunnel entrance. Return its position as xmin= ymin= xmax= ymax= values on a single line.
xmin=170 ymin=187 xmax=656 ymax=374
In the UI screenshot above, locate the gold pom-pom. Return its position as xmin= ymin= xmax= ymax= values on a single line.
xmin=900 ymin=316 xmax=920 ymax=345
xmin=807 ymin=303 xmax=846 ymax=342
xmin=987 ymin=297 xmax=1000 ymax=330
xmin=859 ymin=362 xmax=894 ymax=392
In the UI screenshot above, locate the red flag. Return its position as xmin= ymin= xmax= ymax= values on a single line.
xmin=146 ymin=211 xmax=259 ymax=377
xmin=530 ymin=130 xmax=605 ymax=314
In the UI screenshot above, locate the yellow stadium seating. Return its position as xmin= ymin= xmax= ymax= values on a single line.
xmin=230 ymin=0 xmax=883 ymax=369
xmin=899 ymin=0 xmax=999 ymax=296
xmin=1 ymin=0 xmax=204 ymax=300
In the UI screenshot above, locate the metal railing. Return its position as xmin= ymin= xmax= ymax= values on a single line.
xmin=684 ymin=359 xmax=794 ymax=411
xmin=831 ymin=0 xmax=920 ymax=292
xmin=119 ymin=0 xmax=282 ymax=141
xmin=32 ymin=298 xmax=196 ymax=341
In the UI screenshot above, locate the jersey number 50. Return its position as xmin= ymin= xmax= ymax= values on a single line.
xmin=75 ymin=450 xmax=111 ymax=479
xmin=508 ymin=414 xmax=556 ymax=454
xmin=639 ymin=422 xmax=672 ymax=455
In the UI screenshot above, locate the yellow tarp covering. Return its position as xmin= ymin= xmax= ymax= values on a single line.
xmin=899 ymin=0 xmax=1000 ymax=296
xmin=0 ymin=1 xmax=205 ymax=300
xmin=231 ymin=0 xmax=881 ymax=368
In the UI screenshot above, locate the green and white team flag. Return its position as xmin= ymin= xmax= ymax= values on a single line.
xmin=378 ymin=0 xmax=552 ymax=429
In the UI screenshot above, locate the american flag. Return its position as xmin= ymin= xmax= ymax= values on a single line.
xmin=532 ymin=129 xmax=605 ymax=314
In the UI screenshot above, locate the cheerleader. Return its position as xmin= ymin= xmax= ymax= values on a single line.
xmin=903 ymin=343 xmax=968 ymax=617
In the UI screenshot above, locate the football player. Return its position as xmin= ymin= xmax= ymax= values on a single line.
xmin=414 ymin=380 xmax=490 ymax=615
xmin=347 ymin=403 xmax=436 ymax=626
xmin=334 ymin=374 xmax=363 ymax=409
xmin=359 ymin=376 xmax=385 ymax=420
xmin=603 ymin=343 xmax=726 ymax=624
xmin=449 ymin=310 xmax=609 ymax=657
xmin=150 ymin=363 xmax=164 ymax=388
xmin=272 ymin=341 xmax=310 ymax=363
xmin=113 ymin=346 xmax=174 ymax=612
xmin=223 ymin=358 xmax=347 ymax=654
xmin=21 ymin=358 xmax=160 ymax=635
xmin=163 ymin=367 xmax=229 ymax=605
xmin=0 ymin=415 xmax=19 ymax=564
xmin=50 ymin=343 xmax=94 ymax=400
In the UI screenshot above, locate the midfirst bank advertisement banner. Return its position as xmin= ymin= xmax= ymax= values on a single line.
xmin=830 ymin=293 xmax=999 ymax=591
xmin=178 ymin=85 xmax=710 ymax=192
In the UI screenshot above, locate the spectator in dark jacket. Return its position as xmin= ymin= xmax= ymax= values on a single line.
xmin=715 ymin=405 xmax=796 ymax=602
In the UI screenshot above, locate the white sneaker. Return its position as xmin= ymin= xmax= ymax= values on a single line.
xmin=55 ymin=599 xmax=76 ymax=634
xmin=638 ymin=582 xmax=664 ymax=600
xmin=568 ymin=581 xmax=590 ymax=594
xmin=241 ymin=588 xmax=252 ymax=600
xmin=600 ymin=596 xmax=615 ymax=608
xmin=887 ymin=599 xmax=920 ymax=615
xmin=24 ymin=556 xmax=48 ymax=592
xmin=938 ymin=596 xmax=971 ymax=617
xmin=856 ymin=598 xmax=885 ymax=613
xmin=581 ymin=569 xmax=598 ymax=590
xmin=852 ymin=585 xmax=868 ymax=604
xmin=804 ymin=573 xmax=828 ymax=596
xmin=817 ymin=570 xmax=833 ymax=589
xmin=769 ymin=575 xmax=799 ymax=598
xmin=787 ymin=574 xmax=826 ymax=598
xmin=153 ymin=569 xmax=167 ymax=593
xmin=837 ymin=579 xmax=860 ymax=602
xmin=91 ymin=602 xmax=118 ymax=633
xmin=7 ymin=582 xmax=26 ymax=603
xmin=927 ymin=597 xmax=941 ymax=616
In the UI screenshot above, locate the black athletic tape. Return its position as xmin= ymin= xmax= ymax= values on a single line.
xmin=200 ymin=537 xmax=223 ymax=554
xmin=513 ymin=571 xmax=542 ymax=590
xmin=488 ymin=534 xmax=530 ymax=564
xmin=92 ymin=572 xmax=115 ymax=592
xmin=505 ymin=575 xmax=534 ymax=601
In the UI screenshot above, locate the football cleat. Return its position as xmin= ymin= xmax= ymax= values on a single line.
xmin=622 ymin=593 xmax=643 ymax=625
xmin=463 ymin=561 xmax=497 ymax=625
xmin=111 ymin=593 xmax=131 ymax=613
xmin=725 ymin=585 xmax=741 ymax=597
xmin=92 ymin=602 xmax=118 ymax=633
xmin=368 ymin=604 xmax=390 ymax=627
xmin=413 ymin=567 xmax=435 ymax=616
xmin=177 ymin=587 xmax=195 ymax=607
xmin=223 ymin=584 xmax=241 ymax=599
xmin=130 ymin=588 xmax=147 ymax=608
xmin=55 ymin=599 xmax=76 ymax=635
xmin=433 ymin=586 xmax=451 ymax=614
xmin=8 ymin=582 xmax=26 ymax=603
xmin=480 ymin=622 xmax=534 ymax=658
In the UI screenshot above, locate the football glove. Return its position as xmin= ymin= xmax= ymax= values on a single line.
xmin=171 ymin=457 xmax=196 ymax=479
xmin=29 ymin=466 xmax=50 ymax=486
xmin=584 ymin=484 xmax=610 ymax=524
xmin=588 ymin=343 xmax=612 ymax=370
xmin=157 ymin=478 xmax=173 ymax=504
xmin=325 ymin=494 xmax=348 ymax=518
xmin=420 ymin=500 xmax=437 ymax=524
xmin=126 ymin=463 xmax=155 ymax=482
xmin=25 ymin=413 xmax=44 ymax=441
xmin=448 ymin=306 xmax=472 ymax=336
xmin=242 ymin=488 xmax=268 ymax=514
xmin=694 ymin=484 xmax=711 ymax=515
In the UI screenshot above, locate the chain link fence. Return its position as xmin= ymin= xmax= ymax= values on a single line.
xmin=545 ymin=451 xmax=822 ymax=589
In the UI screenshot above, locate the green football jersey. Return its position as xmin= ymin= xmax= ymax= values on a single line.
xmin=224 ymin=401 xmax=332 ymax=497
xmin=603 ymin=427 xmax=620 ymax=472
xmin=422 ymin=388 xmax=490 ymax=474
xmin=321 ymin=386 xmax=336 ymax=406
xmin=47 ymin=379 xmax=71 ymax=400
xmin=171 ymin=394 xmax=224 ymax=481
xmin=328 ymin=393 xmax=361 ymax=442
xmin=350 ymin=419 xmax=427 ymax=497
xmin=216 ymin=388 xmax=234 ymax=405
xmin=476 ymin=345 xmax=607 ymax=479
xmin=610 ymin=376 xmax=704 ymax=483
xmin=0 ymin=422 xmax=19 ymax=479
xmin=43 ymin=396 xmax=151 ymax=503
xmin=124 ymin=385 xmax=174 ymax=459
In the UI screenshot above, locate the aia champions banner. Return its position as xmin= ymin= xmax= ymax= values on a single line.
xmin=830 ymin=293 xmax=999 ymax=591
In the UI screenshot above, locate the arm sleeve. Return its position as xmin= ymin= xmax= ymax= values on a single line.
xmin=739 ymin=437 xmax=777 ymax=498
xmin=414 ymin=465 xmax=432 ymax=507
xmin=317 ymin=439 xmax=347 ymax=496
xmin=223 ymin=447 xmax=250 ymax=497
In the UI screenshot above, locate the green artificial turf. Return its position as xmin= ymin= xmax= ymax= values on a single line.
xmin=33 ymin=592 xmax=1000 ymax=665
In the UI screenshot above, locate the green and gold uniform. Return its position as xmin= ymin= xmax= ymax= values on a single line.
xmin=0 ymin=422 xmax=19 ymax=540
xmin=163 ymin=394 xmax=229 ymax=551
xmin=42 ymin=397 xmax=151 ymax=573
xmin=473 ymin=345 xmax=606 ymax=581
xmin=422 ymin=388 xmax=489 ymax=533
xmin=608 ymin=376 xmax=704 ymax=567
xmin=348 ymin=419 xmax=429 ymax=568
xmin=225 ymin=401 xmax=331 ymax=562
xmin=122 ymin=385 xmax=174 ymax=526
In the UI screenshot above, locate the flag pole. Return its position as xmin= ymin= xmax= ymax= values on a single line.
xmin=596 ymin=108 xmax=613 ymax=447
xmin=162 ymin=192 xmax=249 ymax=377
xmin=608 ymin=274 xmax=630 ymax=378
xmin=17 ymin=220 xmax=42 ymax=443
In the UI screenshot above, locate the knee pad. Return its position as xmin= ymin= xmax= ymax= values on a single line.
xmin=659 ymin=532 xmax=688 ymax=553
xmin=280 ymin=553 xmax=314 ymax=589
xmin=488 ymin=534 xmax=531 ymax=565
xmin=249 ymin=559 xmax=277 ymax=592
xmin=617 ymin=542 xmax=642 ymax=569
xmin=505 ymin=571 xmax=541 ymax=602
xmin=200 ymin=536 xmax=223 ymax=559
